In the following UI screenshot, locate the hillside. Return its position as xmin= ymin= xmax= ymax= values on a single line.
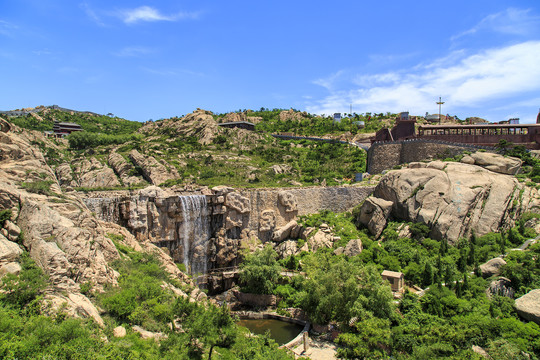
xmin=3 ymin=107 xmax=367 ymax=190
xmin=2 ymin=106 xmax=540 ymax=359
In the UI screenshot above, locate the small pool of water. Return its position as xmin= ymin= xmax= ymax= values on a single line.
xmin=236 ymin=318 xmax=303 ymax=345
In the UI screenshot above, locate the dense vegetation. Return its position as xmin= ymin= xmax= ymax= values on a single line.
xmin=8 ymin=109 xmax=142 ymax=135
xmin=239 ymin=209 xmax=540 ymax=359
xmin=244 ymin=108 xmax=395 ymax=135
xmin=5 ymin=108 xmax=368 ymax=189
xmin=0 ymin=239 xmax=294 ymax=360
xmin=157 ymin=138 xmax=367 ymax=188
xmin=497 ymin=140 xmax=540 ymax=185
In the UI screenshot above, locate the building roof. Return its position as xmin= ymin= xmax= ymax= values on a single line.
xmin=54 ymin=122 xmax=82 ymax=127
xmin=382 ymin=270 xmax=404 ymax=278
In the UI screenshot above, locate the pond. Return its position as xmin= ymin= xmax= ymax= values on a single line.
xmin=236 ymin=318 xmax=304 ymax=345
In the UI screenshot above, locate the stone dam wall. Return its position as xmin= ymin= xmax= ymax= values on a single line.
xmin=83 ymin=185 xmax=375 ymax=276
xmin=367 ymin=139 xmax=497 ymax=174
xmin=238 ymin=186 xmax=374 ymax=231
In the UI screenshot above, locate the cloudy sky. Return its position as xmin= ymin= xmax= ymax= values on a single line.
xmin=1 ymin=1 xmax=539 ymax=122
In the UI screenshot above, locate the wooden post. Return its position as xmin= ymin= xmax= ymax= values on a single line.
xmin=303 ymin=331 xmax=309 ymax=352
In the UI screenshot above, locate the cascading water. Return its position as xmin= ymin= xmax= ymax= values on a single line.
xmin=178 ymin=195 xmax=210 ymax=277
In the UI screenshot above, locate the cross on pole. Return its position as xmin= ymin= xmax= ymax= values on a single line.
xmin=436 ymin=97 xmax=445 ymax=124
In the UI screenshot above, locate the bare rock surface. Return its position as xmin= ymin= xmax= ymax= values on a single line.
xmin=344 ymin=239 xmax=363 ymax=257
xmin=0 ymin=233 xmax=22 ymax=262
xmin=73 ymin=157 xmax=121 ymax=188
xmin=487 ymin=277 xmax=514 ymax=298
xmin=55 ymin=163 xmax=77 ymax=187
xmin=480 ymin=257 xmax=507 ymax=278
xmin=43 ymin=292 xmax=105 ymax=327
xmin=275 ymin=240 xmax=298 ymax=258
xmin=132 ymin=325 xmax=168 ymax=340
xmin=309 ymin=229 xmax=334 ymax=251
xmin=108 ymin=152 xmax=143 ymax=186
xmin=129 ymin=149 xmax=179 ymax=186
xmin=467 ymin=152 xmax=522 ymax=175
xmin=18 ymin=200 xmax=120 ymax=291
xmin=113 ymin=326 xmax=127 ymax=338
xmin=225 ymin=192 xmax=251 ymax=214
xmin=272 ymin=220 xmax=299 ymax=242
xmin=0 ymin=262 xmax=21 ymax=277
xmin=515 ymin=289 xmax=540 ymax=325
xmin=365 ymin=160 xmax=538 ymax=243
xmin=140 ymin=109 xmax=220 ymax=145
xmin=358 ymin=197 xmax=393 ymax=238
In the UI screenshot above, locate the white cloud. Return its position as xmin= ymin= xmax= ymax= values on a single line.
xmin=81 ymin=3 xmax=105 ymax=26
xmin=452 ymin=8 xmax=540 ymax=41
xmin=313 ymin=70 xmax=344 ymax=91
xmin=308 ymin=41 xmax=540 ymax=117
xmin=0 ymin=20 xmax=18 ymax=37
xmin=141 ymin=67 xmax=206 ymax=78
xmin=115 ymin=46 xmax=155 ymax=57
xmin=120 ymin=6 xmax=198 ymax=24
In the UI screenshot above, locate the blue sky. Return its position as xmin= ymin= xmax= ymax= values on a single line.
xmin=1 ymin=1 xmax=540 ymax=123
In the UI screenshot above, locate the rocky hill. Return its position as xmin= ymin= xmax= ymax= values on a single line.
xmin=4 ymin=108 xmax=367 ymax=190
xmin=358 ymin=154 xmax=539 ymax=243
xmin=0 ymin=116 xmax=206 ymax=324
xmin=2 ymin=106 xmax=540 ymax=358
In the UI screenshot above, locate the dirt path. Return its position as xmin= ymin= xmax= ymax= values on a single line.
xmin=292 ymin=337 xmax=338 ymax=360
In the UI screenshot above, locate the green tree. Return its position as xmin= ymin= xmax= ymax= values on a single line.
xmin=239 ymin=245 xmax=281 ymax=294
xmin=422 ymin=262 xmax=434 ymax=288
xmin=336 ymin=317 xmax=392 ymax=359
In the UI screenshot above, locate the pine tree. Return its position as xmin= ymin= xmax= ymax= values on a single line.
xmin=458 ymin=247 xmax=467 ymax=272
xmin=468 ymin=240 xmax=476 ymax=265
xmin=499 ymin=233 xmax=506 ymax=255
xmin=444 ymin=266 xmax=453 ymax=289
xmin=440 ymin=237 xmax=448 ymax=255
xmin=462 ymin=273 xmax=469 ymax=292
xmin=474 ymin=261 xmax=482 ymax=277
xmin=422 ymin=262 xmax=434 ymax=288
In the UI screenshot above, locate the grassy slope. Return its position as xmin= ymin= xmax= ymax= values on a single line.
xmin=5 ymin=109 xmax=369 ymax=189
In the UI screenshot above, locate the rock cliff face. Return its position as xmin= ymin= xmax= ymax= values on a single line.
xmin=0 ymin=117 xmax=204 ymax=324
xmin=358 ymin=157 xmax=539 ymax=243
xmin=84 ymin=184 xmax=375 ymax=283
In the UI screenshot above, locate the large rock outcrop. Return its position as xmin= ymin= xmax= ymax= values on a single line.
xmin=129 ymin=149 xmax=179 ymax=186
xmin=360 ymin=159 xmax=538 ymax=243
xmin=515 ymin=289 xmax=540 ymax=325
xmin=72 ymin=157 xmax=121 ymax=188
xmin=462 ymin=152 xmax=522 ymax=175
xmin=357 ymin=197 xmax=393 ymax=238
xmin=0 ymin=233 xmax=22 ymax=277
xmin=480 ymin=257 xmax=507 ymax=278
xmin=0 ymin=117 xmax=208 ymax=324
xmin=17 ymin=200 xmax=120 ymax=291
xmin=108 ymin=152 xmax=143 ymax=186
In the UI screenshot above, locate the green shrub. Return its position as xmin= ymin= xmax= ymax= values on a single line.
xmin=20 ymin=180 xmax=54 ymax=195
xmin=0 ymin=252 xmax=48 ymax=309
xmin=0 ymin=209 xmax=12 ymax=226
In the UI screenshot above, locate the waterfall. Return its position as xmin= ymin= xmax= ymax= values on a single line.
xmin=179 ymin=195 xmax=210 ymax=276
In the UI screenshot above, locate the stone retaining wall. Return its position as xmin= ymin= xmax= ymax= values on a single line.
xmin=367 ymin=139 xmax=497 ymax=174
xmin=233 ymin=311 xmax=310 ymax=350
xmin=239 ymin=185 xmax=375 ymax=230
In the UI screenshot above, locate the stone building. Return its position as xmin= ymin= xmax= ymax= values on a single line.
xmin=381 ymin=270 xmax=404 ymax=293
